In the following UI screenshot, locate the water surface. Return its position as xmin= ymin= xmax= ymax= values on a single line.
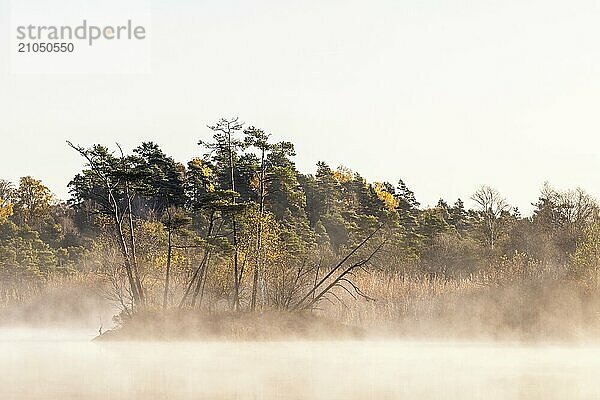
xmin=2 ymin=328 xmax=600 ymax=399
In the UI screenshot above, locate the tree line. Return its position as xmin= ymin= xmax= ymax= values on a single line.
xmin=2 ymin=118 xmax=600 ymax=315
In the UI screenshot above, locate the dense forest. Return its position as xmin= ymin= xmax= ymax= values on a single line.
xmin=2 ymin=118 xmax=600 ymax=338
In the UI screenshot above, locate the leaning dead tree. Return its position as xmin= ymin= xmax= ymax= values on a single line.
xmin=293 ymin=224 xmax=386 ymax=310
xmin=178 ymin=190 xmax=233 ymax=309
xmin=67 ymin=142 xmax=145 ymax=309
xmin=178 ymin=213 xmax=217 ymax=309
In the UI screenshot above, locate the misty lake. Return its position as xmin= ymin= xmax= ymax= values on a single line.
xmin=1 ymin=328 xmax=600 ymax=399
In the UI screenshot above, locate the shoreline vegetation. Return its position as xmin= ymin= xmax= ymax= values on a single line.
xmin=2 ymin=117 xmax=600 ymax=341
xmin=93 ymin=311 xmax=366 ymax=341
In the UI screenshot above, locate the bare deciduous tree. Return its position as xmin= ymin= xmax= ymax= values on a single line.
xmin=471 ymin=185 xmax=511 ymax=250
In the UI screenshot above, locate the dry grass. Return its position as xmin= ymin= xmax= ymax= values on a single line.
xmin=4 ymin=260 xmax=600 ymax=341
xmin=324 ymin=265 xmax=600 ymax=340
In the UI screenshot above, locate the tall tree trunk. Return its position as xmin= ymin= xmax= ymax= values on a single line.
xmin=163 ymin=209 xmax=173 ymax=310
xmin=114 ymin=221 xmax=139 ymax=305
xmin=125 ymin=187 xmax=144 ymax=306
xmin=251 ymin=148 xmax=265 ymax=311
xmin=110 ymin=193 xmax=141 ymax=307
xmin=227 ymin=128 xmax=241 ymax=311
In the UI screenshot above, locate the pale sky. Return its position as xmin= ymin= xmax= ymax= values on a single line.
xmin=1 ymin=0 xmax=600 ymax=213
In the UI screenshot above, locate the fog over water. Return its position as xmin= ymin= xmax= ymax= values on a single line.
xmin=2 ymin=328 xmax=600 ymax=399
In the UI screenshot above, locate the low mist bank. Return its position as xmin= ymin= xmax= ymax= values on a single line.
xmin=0 ymin=275 xmax=114 ymax=330
xmin=5 ymin=263 xmax=599 ymax=342
xmin=105 ymin=277 xmax=600 ymax=342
